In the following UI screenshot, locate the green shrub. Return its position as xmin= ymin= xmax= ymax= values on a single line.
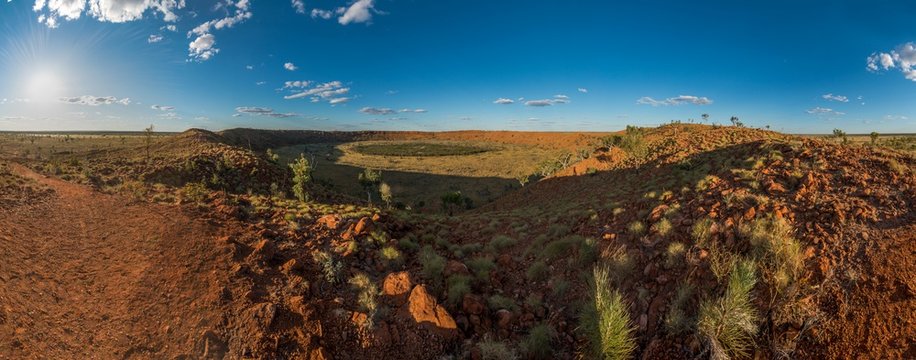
xmin=578 ymin=237 xmax=599 ymax=267
xmin=398 ymin=236 xmax=420 ymax=253
xmin=664 ymin=282 xmax=694 ymax=334
xmin=527 ymin=261 xmax=549 ymax=282
xmin=487 ymin=235 xmax=518 ymax=253
xmin=580 ymin=265 xmax=636 ymax=360
xmin=651 ymin=218 xmax=673 ymax=236
xmin=379 ymin=246 xmax=403 ymax=269
xmin=550 ymin=277 xmax=570 ymax=298
xmin=313 ymin=251 xmax=342 ymax=284
xmin=419 ymin=246 xmax=446 ymax=283
xmin=488 ymin=294 xmax=518 ymax=312
xmin=522 ymin=323 xmax=557 ymax=360
xmin=739 ymin=215 xmax=803 ymax=294
xmin=665 ymin=242 xmax=686 ymax=268
xmin=349 ymin=273 xmax=379 ymax=327
xmin=467 ymin=256 xmax=497 ymax=282
xmin=181 ymin=182 xmax=209 ymax=203
xmin=698 ymin=259 xmax=760 ymax=360
xmin=627 ymin=221 xmax=645 ymax=235
xmin=540 ymin=235 xmax=583 ymax=261
xmin=478 ymin=337 xmax=518 ymax=360
xmin=289 ymin=154 xmax=313 ymax=202
xmin=446 ymin=275 xmax=472 ymax=307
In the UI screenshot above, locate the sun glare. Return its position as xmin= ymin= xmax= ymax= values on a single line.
xmin=25 ymin=68 xmax=65 ymax=103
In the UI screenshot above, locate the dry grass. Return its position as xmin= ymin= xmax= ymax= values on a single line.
xmin=579 ymin=264 xmax=636 ymax=360
xmin=698 ymin=259 xmax=760 ymax=360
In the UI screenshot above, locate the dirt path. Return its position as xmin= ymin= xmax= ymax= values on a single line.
xmin=0 ymin=164 xmax=232 ymax=359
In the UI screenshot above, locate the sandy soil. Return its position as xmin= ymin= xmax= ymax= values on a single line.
xmin=0 ymin=163 xmax=232 ymax=359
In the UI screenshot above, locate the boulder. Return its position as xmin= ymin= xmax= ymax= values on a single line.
xmin=382 ymin=272 xmax=413 ymax=306
xmin=407 ymin=285 xmax=458 ymax=337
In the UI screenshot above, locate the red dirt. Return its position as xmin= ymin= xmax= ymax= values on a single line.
xmin=0 ymin=163 xmax=234 ymax=359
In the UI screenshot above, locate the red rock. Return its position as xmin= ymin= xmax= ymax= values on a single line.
xmin=407 ymin=285 xmax=458 ymax=338
xmin=248 ymin=239 xmax=276 ymax=262
xmin=603 ymin=233 xmax=617 ymax=240
xmin=496 ymin=309 xmax=512 ymax=329
xmin=767 ymin=181 xmax=786 ymax=194
xmin=649 ymin=204 xmax=669 ymax=222
xmin=743 ymin=207 xmax=756 ymax=221
xmin=804 ymin=246 xmax=815 ymax=259
xmin=462 ymin=294 xmax=485 ymax=315
xmin=445 ymin=260 xmax=470 ymax=277
xmin=317 ymin=214 xmax=342 ymax=230
xmin=371 ymin=213 xmax=381 ymax=222
xmin=354 ymin=217 xmax=372 ymax=236
xmin=382 ymin=272 xmax=413 ymax=306
xmin=281 ymin=258 xmax=301 ymax=273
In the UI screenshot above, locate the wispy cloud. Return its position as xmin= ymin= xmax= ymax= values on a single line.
xmin=867 ymin=42 xmax=916 ymax=81
xmin=493 ymin=98 xmax=514 ymax=105
xmin=637 ymin=95 xmax=713 ymax=106
xmin=148 ymin=34 xmax=164 ymax=43
xmin=806 ymin=107 xmax=845 ymax=116
xmin=577 ymin=88 xmax=588 ymax=93
xmin=283 ymin=81 xmax=350 ymax=104
xmin=525 ymin=95 xmax=572 ymax=107
xmin=329 ymin=97 xmax=351 ymax=105
xmin=291 ymin=0 xmax=305 ymax=14
xmin=60 ymin=96 xmax=131 ymax=106
xmin=822 ymin=93 xmax=848 ymax=102
xmin=360 ymin=107 xmax=397 ymax=115
xmin=399 ymin=108 xmax=427 ymax=113
xmin=284 ymin=62 xmax=298 ymax=71
xmin=883 ymin=115 xmax=909 ymax=121
xmin=235 ymin=106 xmax=298 ymax=118
xmin=151 ymin=105 xmax=175 ymax=111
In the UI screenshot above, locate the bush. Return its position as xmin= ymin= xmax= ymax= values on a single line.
xmin=487 ymin=235 xmax=518 ymax=253
xmin=313 ymin=251 xmax=342 ymax=284
xmin=664 ymin=282 xmax=694 ymax=334
xmin=698 ymin=259 xmax=760 ymax=360
xmin=181 ymin=182 xmax=209 ymax=203
xmin=580 ymin=265 xmax=636 ymax=360
xmin=487 ymin=294 xmax=518 ymax=312
xmin=691 ymin=217 xmax=715 ymax=248
xmin=349 ymin=273 xmax=379 ymax=327
xmin=540 ymin=235 xmax=583 ymax=261
xmin=289 ymin=154 xmax=313 ymax=202
xmin=651 ymin=218 xmax=673 ymax=236
xmin=446 ymin=275 xmax=472 ymax=307
xmin=527 ymin=261 xmax=549 ymax=282
xmin=478 ymin=337 xmax=518 ymax=360
xmin=379 ymin=246 xmax=403 ymax=269
xmin=419 ymin=246 xmax=446 ymax=283
xmin=664 ymin=241 xmax=686 ymax=268
xmin=627 ymin=221 xmax=645 ymax=235
xmin=467 ymin=256 xmax=497 ymax=283
xmin=522 ymin=323 xmax=557 ymax=360
xmin=739 ymin=215 xmax=803 ymax=294
xmin=578 ymin=237 xmax=599 ymax=267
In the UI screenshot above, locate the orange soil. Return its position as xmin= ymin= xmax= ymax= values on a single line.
xmin=0 ymin=164 xmax=233 ymax=359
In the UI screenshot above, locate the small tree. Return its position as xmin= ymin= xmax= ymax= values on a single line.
xmin=701 ymin=113 xmax=710 ymax=123
xmin=870 ymin=131 xmax=880 ymax=145
xmin=358 ymin=168 xmax=382 ymax=203
xmin=143 ymin=124 xmax=155 ymax=161
xmin=832 ymin=129 xmax=847 ymax=144
xmin=289 ymin=154 xmax=313 ymax=202
xmin=379 ymin=182 xmax=393 ymax=209
xmin=266 ymin=149 xmax=280 ymax=164
xmin=441 ymin=191 xmax=464 ymax=215
xmin=729 ymin=116 xmax=744 ymax=127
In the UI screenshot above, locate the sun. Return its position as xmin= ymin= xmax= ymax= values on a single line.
xmin=25 ymin=68 xmax=66 ymax=103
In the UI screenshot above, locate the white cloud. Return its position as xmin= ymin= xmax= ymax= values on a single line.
xmin=399 ymin=108 xmax=427 ymax=113
xmin=235 ymin=106 xmax=298 ymax=118
xmin=245 ymin=65 xmax=254 ymax=70
xmin=34 ymin=0 xmax=186 ymax=28
xmin=493 ymin=98 xmax=514 ymax=105
xmin=162 ymin=24 xmax=177 ymax=32
xmin=148 ymin=34 xmax=163 ymax=43
xmin=283 ymin=81 xmax=350 ymax=104
xmin=806 ymin=107 xmax=845 ymax=116
xmin=282 ymin=80 xmax=311 ymax=89
xmin=867 ymin=42 xmax=916 ymax=81
xmin=187 ymin=1 xmax=251 ymax=61
xmin=883 ymin=115 xmax=909 ymax=121
xmin=0 ymin=98 xmax=30 ymax=105
xmin=194 ymin=116 xmax=209 ymax=121
xmin=255 ymin=81 xmax=266 ymax=86
xmin=329 ymin=97 xmax=351 ymax=105
xmin=311 ymin=8 xmax=337 ymax=19
xmin=188 ymin=33 xmax=217 ymax=61
xmin=338 ymin=0 xmax=376 ymax=25
xmin=158 ymin=112 xmax=181 ymax=120
xmin=577 ymin=88 xmax=588 ymax=93
xmin=284 ymin=62 xmax=298 ymax=71
xmin=59 ymin=95 xmax=131 ymax=106
xmin=637 ymin=95 xmax=713 ymax=106
xmin=291 ymin=0 xmax=305 ymax=14
xmin=525 ymin=95 xmax=572 ymax=107
xmin=151 ymin=104 xmax=174 ymax=111
xmin=822 ymin=93 xmax=848 ymax=102
xmin=360 ymin=107 xmax=396 ymax=115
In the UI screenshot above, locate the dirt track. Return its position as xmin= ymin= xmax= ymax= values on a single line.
xmin=0 ymin=164 xmax=231 ymax=359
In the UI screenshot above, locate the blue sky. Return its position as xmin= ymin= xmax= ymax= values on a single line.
xmin=0 ymin=0 xmax=914 ymax=133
